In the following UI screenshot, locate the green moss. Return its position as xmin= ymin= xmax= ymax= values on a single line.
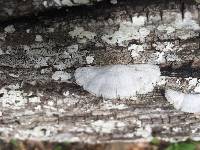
xmin=54 ymin=145 xmax=63 ymax=150
xmin=10 ymin=139 xmax=17 ymax=147
xmin=165 ymin=142 xmax=196 ymax=150
xmin=151 ymin=137 xmax=160 ymax=145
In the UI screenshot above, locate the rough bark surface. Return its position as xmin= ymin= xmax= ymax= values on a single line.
xmin=0 ymin=0 xmax=104 ymax=22
xmin=0 ymin=0 xmax=200 ymax=144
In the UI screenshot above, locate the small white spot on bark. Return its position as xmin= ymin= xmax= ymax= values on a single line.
xmin=86 ymin=56 xmax=94 ymax=64
xmin=52 ymin=71 xmax=71 ymax=82
xmin=29 ymin=97 xmax=41 ymax=103
xmin=35 ymin=35 xmax=43 ymax=42
xmin=34 ymin=57 xmax=49 ymax=68
xmin=0 ymin=88 xmax=27 ymax=109
xmin=54 ymin=0 xmax=62 ymax=6
xmin=43 ymin=1 xmax=48 ymax=7
xmin=128 ymin=44 xmax=144 ymax=58
xmin=4 ymin=25 xmax=15 ymax=33
xmin=26 ymin=29 xmax=30 ymax=33
xmin=110 ymin=0 xmax=117 ymax=4
xmin=63 ymin=91 xmax=69 ymax=96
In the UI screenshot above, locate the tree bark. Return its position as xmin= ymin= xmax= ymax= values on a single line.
xmin=0 ymin=0 xmax=104 ymax=22
xmin=0 ymin=0 xmax=200 ymax=144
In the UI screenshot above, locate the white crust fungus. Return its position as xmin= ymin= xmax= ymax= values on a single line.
xmin=165 ymin=89 xmax=200 ymax=113
xmin=75 ymin=64 xmax=160 ymax=99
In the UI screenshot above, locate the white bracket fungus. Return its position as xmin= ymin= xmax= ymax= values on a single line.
xmin=75 ymin=64 xmax=160 ymax=99
xmin=165 ymin=89 xmax=200 ymax=113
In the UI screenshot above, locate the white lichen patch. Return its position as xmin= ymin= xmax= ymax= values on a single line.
xmin=34 ymin=57 xmax=49 ymax=68
xmin=9 ymin=73 xmax=19 ymax=78
xmin=53 ymin=62 xmax=67 ymax=70
xmin=165 ymin=89 xmax=200 ymax=113
xmin=53 ymin=0 xmax=99 ymax=6
xmin=157 ymin=25 xmax=175 ymax=34
xmin=91 ymin=120 xmax=126 ymax=133
xmin=15 ymin=125 xmax=57 ymax=140
xmin=156 ymin=76 xmax=167 ymax=86
xmin=75 ymin=64 xmax=160 ymax=99
xmin=61 ymin=0 xmax=73 ymax=6
xmin=154 ymin=52 xmax=166 ymax=64
xmin=101 ymin=100 xmax=128 ymax=110
xmin=135 ymin=125 xmax=152 ymax=139
xmin=54 ymin=0 xmax=62 ymax=6
xmin=101 ymin=16 xmax=149 ymax=46
xmin=150 ymin=42 xmax=182 ymax=64
xmin=52 ymin=71 xmax=71 ymax=82
xmin=154 ymin=42 xmax=180 ymax=52
xmin=69 ymin=27 xmax=96 ymax=43
xmin=128 ymin=44 xmax=144 ymax=58
xmin=63 ymin=91 xmax=69 ymax=97
xmin=86 ymin=55 xmax=94 ymax=64
xmin=74 ymin=0 xmax=90 ymax=4
xmin=110 ymin=0 xmax=117 ymax=4
xmin=35 ymin=35 xmax=43 ymax=42
xmin=67 ymin=44 xmax=79 ymax=53
xmin=0 ymin=88 xmax=27 ymax=109
xmin=28 ymin=96 xmax=41 ymax=103
xmin=4 ymin=25 xmax=15 ymax=33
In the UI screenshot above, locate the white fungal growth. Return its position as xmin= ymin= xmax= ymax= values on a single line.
xmin=165 ymin=89 xmax=200 ymax=113
xmin=75 ymin=64 xmax=160 ymax=99
xmin=175 ymin=11 xmax=200 ymax=30
xmin=101 ymin=17 xmax=149 ymax=46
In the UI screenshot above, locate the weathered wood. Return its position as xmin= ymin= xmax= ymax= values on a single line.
xmin=0 ymin=0 xmax=200 ymax=144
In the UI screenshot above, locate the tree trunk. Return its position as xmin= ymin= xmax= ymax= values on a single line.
xmin=0 ymin=0 xmax=200 ymax=146
xmin=0 ymin=0 xmax=104 ymax=22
